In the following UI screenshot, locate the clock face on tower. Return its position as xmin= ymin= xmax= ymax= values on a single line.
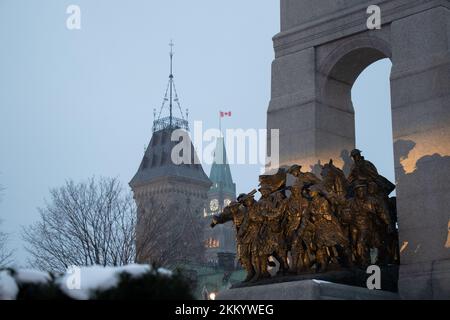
xmin=224 ymin=198 xmax=231 ymax=207
xmin=210 ymin=199 xmax=219 ymax=211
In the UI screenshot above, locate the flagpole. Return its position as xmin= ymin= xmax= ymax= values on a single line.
xmin=219 ymin=112 xmax=222 ymax=137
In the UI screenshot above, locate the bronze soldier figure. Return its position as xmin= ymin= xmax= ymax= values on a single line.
xmin=319 ymin=160 xmax=355 ymax=266
xmin=211 ymin=191 xmax=256 ymax=282
xmin=304 ymin=185 xmax=350 ymax=272
xmin=240 ymin=191 xmax=270 ymax=282
xmin=283 ymin=182 xmax=313 ymax=273
xmin=348 ymin=149 xmax=395 ymax=196
xmin=257 ymin=182 xmax=289 ymax=277
xmin=367 ymin=181 xmax=396 ymax=265
xmin=348 ymin=182 xmax=392 ymax=266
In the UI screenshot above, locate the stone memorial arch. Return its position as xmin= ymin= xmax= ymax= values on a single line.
xmin=267 ymin=0 xmax=450 ymax=299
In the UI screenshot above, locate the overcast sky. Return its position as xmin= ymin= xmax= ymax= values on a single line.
xmin=0 ymin=0 xmax=394 ymax=266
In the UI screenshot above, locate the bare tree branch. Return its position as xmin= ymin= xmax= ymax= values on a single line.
xmin=22 ymin=177 xmax=137 ymax=272
xmin=135 ymin=197 xmax=205 ymax=269
xmin=0 ymin=221 xmax=13 ymax=267
xmin=0 ymin=180 xmax=14 ymax=267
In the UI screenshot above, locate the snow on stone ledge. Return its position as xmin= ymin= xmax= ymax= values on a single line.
xmin=312 ymin=279 xmax=331 ymax=284
xmin=57 ymin=264 xmax=153 ymax=300
xmin=0 ymin=270 xmax=19 ymax=300
xmin=14 ymin=269 xmax=51 ymax=284
xmin=157 ymin=267 xmax=173 ymax=277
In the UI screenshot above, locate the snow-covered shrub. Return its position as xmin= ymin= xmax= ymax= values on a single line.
xmin=92 ymin=267 xmax=192 ymax=300
xmin=0 ymin=270 xmax=18 ymax=300
xmin=11 ymin=269 xmax=68 ymax=300
xmin=0 ymin=264 xmax=193 ymax=300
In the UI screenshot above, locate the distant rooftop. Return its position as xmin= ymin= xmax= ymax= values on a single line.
xmin=129 ymin=127 xmax=210 ymax=188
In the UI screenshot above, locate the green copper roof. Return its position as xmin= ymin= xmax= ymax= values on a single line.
xmin=209 ymin=137 xmax=236 ymax=196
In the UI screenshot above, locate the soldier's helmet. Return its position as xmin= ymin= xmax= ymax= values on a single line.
xmin=258 ymin=168 xmax=287 ymax=192
xmin=237 ymin=192 xmax=255 ymax=203
xmin=350 ymin=149 xmax=363 ymax=157
xmin=287 ymin=164 xmax=302 ymax=175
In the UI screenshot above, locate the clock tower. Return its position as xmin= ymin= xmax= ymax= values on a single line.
xmin=203 ymin=136 xmax=237 ymax=268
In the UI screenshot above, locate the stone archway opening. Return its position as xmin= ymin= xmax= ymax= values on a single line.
xmin=317 ymin=43 xmax=393 ymax=178
xmin=351 ymin=58 xmax=395 ymax=186
xmin=323 ymin=47 xmax=389 ymax=113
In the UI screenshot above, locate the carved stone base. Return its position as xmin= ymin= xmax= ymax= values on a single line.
xmin=218 ymin=279 xmax=399 ymax=300
xmin=231 ymin=266 xmax=398 ymax=293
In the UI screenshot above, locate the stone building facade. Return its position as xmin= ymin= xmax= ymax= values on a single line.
xmin=130 ymin=127 xmax=211 ymax=267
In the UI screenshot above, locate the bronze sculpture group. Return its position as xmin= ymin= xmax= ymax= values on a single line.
xmin=211 ymin=149 xmax=399 ymax=283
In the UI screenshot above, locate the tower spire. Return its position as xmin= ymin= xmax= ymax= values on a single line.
xmin=169 ymin=40 xmax=174 ymax=127
xmin=153 ymin=41 xmax=189 ymax=132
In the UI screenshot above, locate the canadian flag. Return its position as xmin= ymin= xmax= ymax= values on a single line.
xmin=220 ymin=111 xmax=232 ymax=117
